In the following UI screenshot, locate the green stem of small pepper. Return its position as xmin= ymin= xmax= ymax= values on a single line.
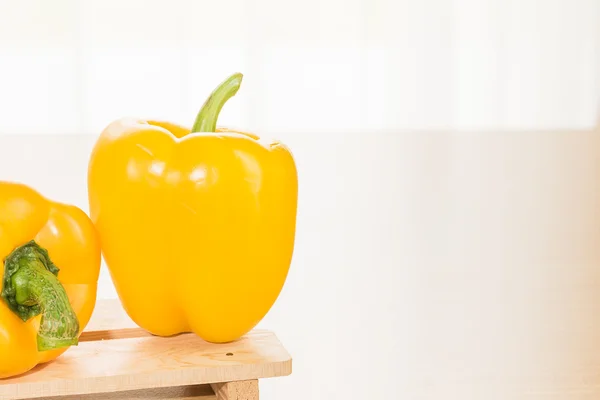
xmin=191 ymin=72 xmax=244 ymax=133
xmin=1 ymin=240 xmax=79 ymax=352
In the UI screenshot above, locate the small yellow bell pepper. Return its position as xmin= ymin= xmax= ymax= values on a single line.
xmin=88 ymin=73 xmax=298 ymax=343
xmin=0 ymin=182 xmax=101 ymax=378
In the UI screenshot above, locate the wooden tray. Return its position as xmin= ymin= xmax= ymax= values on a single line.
xmin=0 ymin=300 xmax=292 ymax=400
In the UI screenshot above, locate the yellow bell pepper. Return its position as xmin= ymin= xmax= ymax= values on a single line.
xmin=88 ymin=73 xmax=297 ymax=343
xmin=0 ymin=182 xmax=101 ymax=378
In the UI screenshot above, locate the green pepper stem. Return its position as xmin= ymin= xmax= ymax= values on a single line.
xmin=191 ymin=72 xmax=243 ymax=133
xmin=1 ymin=241 xmax=79 ymax=352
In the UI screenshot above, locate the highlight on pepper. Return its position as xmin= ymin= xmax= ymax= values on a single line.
xmin=87 ymin=72 xmax=298 ymax=343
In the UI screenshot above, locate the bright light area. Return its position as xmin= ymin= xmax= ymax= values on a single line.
xmin=0 ymin=0 xmax=597 ymax=137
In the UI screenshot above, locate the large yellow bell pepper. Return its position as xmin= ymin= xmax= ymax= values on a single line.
xmin=0 ymin=182 xmax=101 ymax=378
xmin=88 ymin=73 xmax=297 ymax=343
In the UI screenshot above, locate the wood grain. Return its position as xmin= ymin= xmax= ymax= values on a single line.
xmin=79 ymin=328 xmax=153 ymax=342
xmin=0 ymin=300 xmax=292 ymax=400
xmin=43 ymin=384 xmax=216 ymax=399
xmin=211 ymin=380 xmax=258 ymax=400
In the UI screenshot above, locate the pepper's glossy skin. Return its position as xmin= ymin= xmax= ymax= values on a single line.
xmin=88 ymin=121 xmax=297 ymax=342
xmin=0 ymin=182 xmax=101 ymax=378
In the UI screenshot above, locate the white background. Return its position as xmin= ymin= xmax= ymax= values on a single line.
xmin=1 ymin=1 xmax=600 ymax=399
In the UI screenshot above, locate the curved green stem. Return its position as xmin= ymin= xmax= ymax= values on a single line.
xmin=191 ymin=72 xmax=243 ymax=133
xmin=1 ymin=240 xmax=79 ymax=351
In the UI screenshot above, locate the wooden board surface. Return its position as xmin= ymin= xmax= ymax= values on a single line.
xmin=0 ymin=300 xmax=292 ymax=400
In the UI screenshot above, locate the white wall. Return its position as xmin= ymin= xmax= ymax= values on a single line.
xmin=0 ymin=0 xmax=598 ymax=136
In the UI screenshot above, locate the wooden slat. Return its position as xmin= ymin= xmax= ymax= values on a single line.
xmin=0 ymin=300 xmax=291 ymax=399
xmin=44 ymin=384 xmax=216 ymax=399
xmin=79 ymin=328 xmax=153 ymax=342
